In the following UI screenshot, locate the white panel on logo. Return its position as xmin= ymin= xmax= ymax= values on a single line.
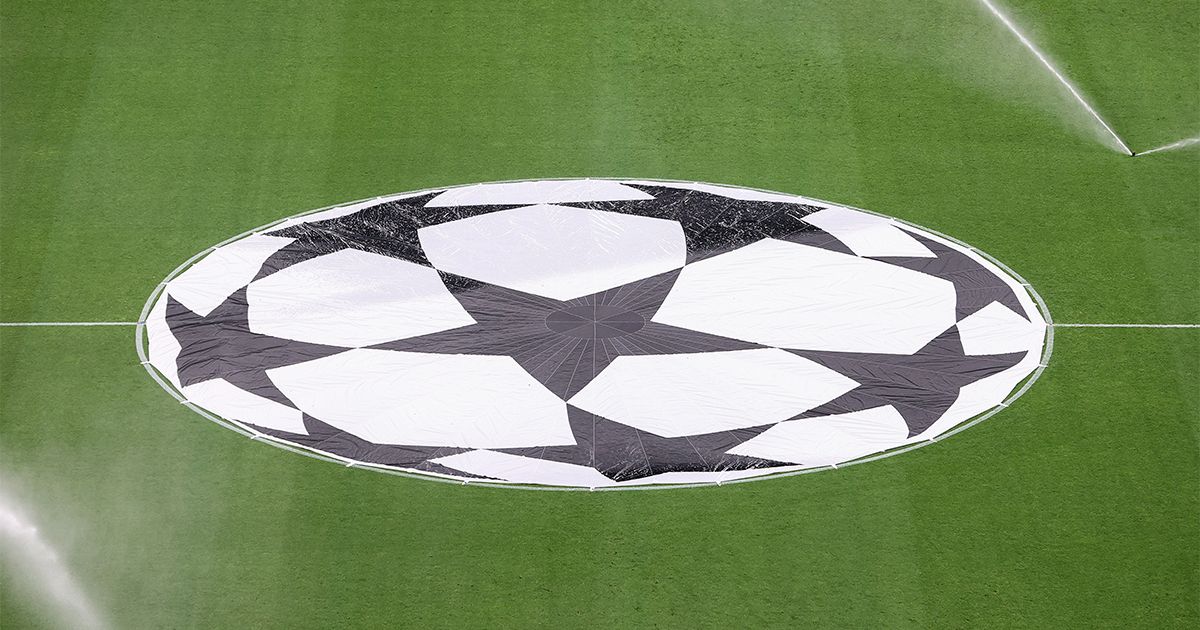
xmin=418 ymin=204 xmax=686 ymax=300
xmin=654 ymin=239 xmax=956 ymax=354
xmin=802 ymin=207 xmax=935 ymax=258
xmin=168 ymin=234 xmax=294 ymax=316
xmin=568 ymin=349 xmax=858 ymax=437
xmin=426 ymin=180 xmax=653 ymax=207
xmin=729 ymin=406 xmax=909 ymax=466
xmin=247 ymin=249 xmax=475 ymax=347
xmin=430 ymin=450 xmax=616 ymax=487
xmin=146 ymin=296 xmax=182 ymax=388
xmin=956 ymin=301 xmax=1046 ymax=356
xmin=269 ymin=350 xmax=574 ymax=448
xmin=182 ymin=378 xmax=307 ymax=435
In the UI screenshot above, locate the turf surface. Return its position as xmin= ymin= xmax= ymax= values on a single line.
xmin=2 ymin=0 xmax=1197 ymax=627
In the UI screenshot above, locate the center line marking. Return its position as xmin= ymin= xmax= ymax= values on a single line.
xmin=0 ymin=322 xmax=138 ymax=327
xmin=1053 ymin=323 xmax=1199 ymax=329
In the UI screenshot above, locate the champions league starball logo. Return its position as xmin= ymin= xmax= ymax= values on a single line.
xmin=140 ymin=180 xmax=1048 ymax=488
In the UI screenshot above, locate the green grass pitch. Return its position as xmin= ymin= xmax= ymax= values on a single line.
xmin=1 ymin=0 xmax=1197 ymax=627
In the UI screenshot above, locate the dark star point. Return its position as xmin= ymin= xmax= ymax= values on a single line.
xmin=373 ymin=267 xmax=763 ymax=400
xmin=499 ymin=405 xmax=791 ymax=482
xmin=166 ymin=288 xmax=349 ymax=407
xmin=562 ymin=183 xmax=854 ymax=262
xmin=788 ymin=326 xmax=1027 ymax=437
xmin=256 ymin=192 xmax=527 ymax=280
xmin=871 ymin=230 xmax=1030 ymax=321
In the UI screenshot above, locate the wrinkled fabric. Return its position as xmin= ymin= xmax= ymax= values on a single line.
xmin=145 ymin=180 xmax=1047 ymax=487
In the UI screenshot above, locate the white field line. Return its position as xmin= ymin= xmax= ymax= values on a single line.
xmin=1137 ymin=136 xmax=1200 ymax=156
xmin=1053 ymin=323 xmax=1200 ymax=328
xmin=977 ymin=0 xmax=1134 ymax=156
xmin=0 ymin=322 xmax=136 ymax=327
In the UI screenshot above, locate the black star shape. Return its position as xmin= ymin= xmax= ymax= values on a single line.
xmin=499 ymin=405 xmax=791 ymax=482
xmin=243 ymin=406 xmax=784 ymax=483
xmin=248 ymin=414 xmax=499 ymax=479
xmin=166 ymin=288 xmax=349 ymax=407
xmin=255 ymin=192 xmax=526 ymax=280
xmin=373 ymin=268 xmax=763 ymax=400
xmin=871 ymin=230 xmax=1029 ymax=321
xmin=562 ymin=183 xmax=853 ymax=262
xmin=787 ymin=326 xmax=1027 ymax=437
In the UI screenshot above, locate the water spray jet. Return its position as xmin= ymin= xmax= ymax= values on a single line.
xmin=1136 ymin=136 xmax=1200 ymax=156
xmin=977 ymin=0 xmax=1134 ymax=156
xmin=0 ymin=490 xmax=107 ymax=630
